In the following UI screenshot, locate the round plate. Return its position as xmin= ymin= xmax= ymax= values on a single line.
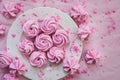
xmin=7 ymin=7 xmax=83 ymax=80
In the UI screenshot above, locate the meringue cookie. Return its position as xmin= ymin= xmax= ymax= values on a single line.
xmin=22 ymin=19 xmax=41 ymax=38
xmin=47 ymin=47 xmax=65 ymax=64
xmin=63 ymin=58 xmax=80 ymax=74
xmin=85 ymin=49 xmax=100 ymax=64
xmin=35 ymin=34 xmax=53 ymax=51
xmin=18 ymin=39 xmax=34 ymax=56
xmin=77 ymin=25 xmax=91 ymax=41
xmin=0 ymin=24 xmax=6 ymax=35
xmin=70 ymin=5 xmax=88 ymax=25
xmin=0 ymin=51 xmax=12 ymax=68
xmin=9 ymin=58 xmax=27 ymax=75
xmin=40 ymin=16 xmax=59 ymax=34
xmin=3 ymin=73 xmax=19 ymax=80
xmin=2 ymin=2 xmax=22 ymax=18
xmin=29 ymin=51 xmax=47 ymax=67
xmin=52 ymin=29 xmax=69 ymax=47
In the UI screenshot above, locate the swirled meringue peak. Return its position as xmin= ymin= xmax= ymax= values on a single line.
xmin=29 ymin=51 xmax=47 ymax=68
xmin=22 ymin=19 xmax=41 ymax=38
xmin=52 ymin=29 xmax=69 ymax=47
xmin=3 ymin=73 xmax=19 ymax=80
xmin=2 ymin=2 xmax=22 ymax=18
xmin=35 ymin=34 xmax=53 ymax=51
xmin=9 ymin=57 xmax=27 ymax=75
xmin=47 ymin=47 xmax=65 ymax=64
xmin=85 ymin=49 xmax=100 ymax=64
xmin=0 ymin=51 xmax=12 ymax=68
xmin=18 ymin=39 xmax=35 ymax=56
xmin=77 ymin=25 xmax=91 ymax=41
xmin=70 ymin=5 xmax=88 ymax=25
xmin=40 ymin=16 xmax=60 ymax=35
xmin=63 ymin=58 xmax=80 ymax=74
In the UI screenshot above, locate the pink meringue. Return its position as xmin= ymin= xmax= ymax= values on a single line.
xmin=9 ymin=58 xmax=27 ymax=75
xmin=63 ymin=58 xmax=80 ymax=74
xmin=22 ymin=19 xmax=41 ymax=38
xmin=0 ymin=24 xmax=6 ymax=35
xmin=70 ymin=5 xmax=88 ymax=25
xmin=18 ymin=39 xmax=34 ymax=56
xmin=35 ymin=34 xmax=53 ymax=51
xmin=40 ymin=16 xmax=59 ymax=34
xmin=0 ymin=51 xmax=12 ymax=68
xmin=85 ymin=49 xmax=100 ymax=64
xmin=2 ymin=2 xmax=22 ymax=18
xmin=77 ymin=25 xmax=91 ymax=41
xmin=29 ymin=51 xmax=47 ymax=67
xmin=3 ymin=73 xmax=19 ymax=80
xmin=52 ymin=29 xmax=69 ymax=47
xmin=47 ymin=47 xmax=65 ymax=64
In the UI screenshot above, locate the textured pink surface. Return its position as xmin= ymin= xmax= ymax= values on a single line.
xmin=0 ymin=0 xmax=120 ymax=80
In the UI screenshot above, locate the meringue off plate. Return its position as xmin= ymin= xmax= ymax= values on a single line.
xmin=7 ymin=7 xmax=83 ymax=80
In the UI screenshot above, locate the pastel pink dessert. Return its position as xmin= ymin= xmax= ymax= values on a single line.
xmin=22 ymin=19 xmax=41 ymax=38
xmin=77 ymin=25 xmax=91 ymax=41
xmin=3 ymin=73 xmax=19 ymax=80
xmin=47 ymin=47 xmax=65 ymax=64
xmin=0 ymin=24 xmax=6 ymax=35
xmin=70 ymin=5 xmax=88 ymax=25
xmin=0 ymin=51 xmax=12 ymax=68
xmin=29 ymin=51 xmax=47 ymax=67
xmin=2 ymin=2 xmax=22 ymax=18
xmin=63 ymin=58 xmax=80 ymax=74
xmin=85 ymin=49 xmax=100 ymax=64
xmin=18 ymin=39 xmax=34 ymax=56
xmin=9 ymin=58 xmax=27 ymax=75
xmin=52 ymin=29 xmax=69 ymax=47
xmin=40 ymin=16 xmax=59 ymax=35
xmin=35 ymin=34 xmax=53 ymax=51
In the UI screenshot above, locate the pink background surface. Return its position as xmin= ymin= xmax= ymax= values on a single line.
xmin=0 ymin=0 xmax=120 ymax=80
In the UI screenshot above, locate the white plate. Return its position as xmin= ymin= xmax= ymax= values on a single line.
xmin=7 ymin=7 xmax=83 ymax=80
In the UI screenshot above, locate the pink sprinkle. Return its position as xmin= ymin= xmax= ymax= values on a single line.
xmin=11 ymin=34 xmax=16 ymax=38
xmin=107 ymin=25 xmax=116 ymax=34
xmin=90 ymin=27 xmax=96 ymax=33
xmin=73 ymin=46 xmax=79 ymax=53
xmin=81 ymin=68 xmax=88 ymax=73
xmin=38 ymin=71 xmax=44 ymax=78
xmin=99 ymin=64 xmax=103 ymax=67
xmin=61 ymin=0 xmax=68 ymax=3
xmin=56 ymin=73 xmax=59 ymax=76
xmin=105 ymin=10 xmax=116 ymax=15
xmin=42 ymin=0 xmax=46 ymax=3
xmin=22 ymin=14 xmax=26 ymax=16
xmin=101 ymin=44 xmax=105 ymax=48
xmin=93 ymin=9 xmax=97 ymax=14
xmin=32 ymin=0 xmax=38 ymax=2
xmin=32 ymin=13 xmax=38 ymax=17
